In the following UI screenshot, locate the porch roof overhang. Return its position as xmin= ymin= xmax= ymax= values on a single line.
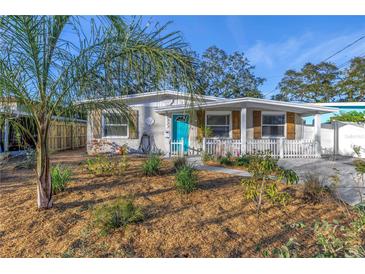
xmin=155 ymin=97 xmax=339 ymax=115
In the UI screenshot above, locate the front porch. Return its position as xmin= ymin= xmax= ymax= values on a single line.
xmin=158 ymin=97 xmax=337 ymax=159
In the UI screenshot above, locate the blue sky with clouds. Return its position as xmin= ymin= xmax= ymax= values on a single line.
xmin=151 ymin=16 xmax=365 ymax=98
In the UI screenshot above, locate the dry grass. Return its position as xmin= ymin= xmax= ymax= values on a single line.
xmin=0 ymin=149 xmax=356 ymax=258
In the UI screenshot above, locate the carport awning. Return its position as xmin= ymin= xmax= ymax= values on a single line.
xmin=155 ymin=97 xmax=338 ymax=115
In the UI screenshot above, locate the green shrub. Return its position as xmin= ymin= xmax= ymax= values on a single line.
xmin=241 ymin=178 xmax=259 ymax=202
xmin=142 ymin=154 xmax=161 ymax=176
xmin=265 ymin=183 xmax=291 ymax=206
xmin=278 ymin=168 xmax=299 ymax=185
xmin=314 ymin=219 xmax=365 ymax=258
xmin=202 ymin=152 xmax=213 ymax=163
xmin=86 ymin=155 xmax=128 ymax=176
xmin=175 ymin=165 xmax=198 ymax=193
xmin=92 ymin=198 xmax=144 ymax=235
xmin=219 ymin=156 xmax=233 ymax=166
xmin=262 ymin=238 xmax=299 ymax=258
xmin=235 ymin=155 xmax=251 ymax=167
xmin=51 ymin=164 xmax=72 ymax=194
xmin=173 ymin=157 xmax=187 ymax=171
xmin=303 ymin=174 xmax=326 ymax=203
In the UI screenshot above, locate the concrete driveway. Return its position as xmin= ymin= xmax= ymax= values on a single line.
xmin=278 ymin=157 xmax=365 ymax=206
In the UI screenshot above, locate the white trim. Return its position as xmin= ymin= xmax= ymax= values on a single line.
xmin=76 ymin=90 xmax=220 ymax=105
xmin=101 ymin=112 xmax=129 ymax=139
xmin=205 ymin=110 xmax=232 ymax=138
xmin=156 ymin=97 xmax=339 ymax=114
xmin=261 ymin=111 xmax=286 ymax=139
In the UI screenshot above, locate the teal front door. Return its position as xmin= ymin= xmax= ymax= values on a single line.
xmin=172 ymin=114 xmax=190 ymax=153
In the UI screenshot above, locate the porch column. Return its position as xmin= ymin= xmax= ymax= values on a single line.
xmin=3 ymin=118 xmax=9 ymax=152
xmin=240 ymin=107 xmax=247 ymax=155
xmin=313 ymin=113 xmax=321 ymax=157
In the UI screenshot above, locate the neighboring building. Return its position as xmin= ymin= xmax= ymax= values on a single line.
xmin=84 ymin=90 xmax=337 ymax=158
xmin=0 ymin=99 xmax=87 ymax=153
xmin=304 ymin=102 xmax=365 ymax=124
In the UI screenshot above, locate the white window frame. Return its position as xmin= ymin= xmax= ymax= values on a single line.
xmin=261 ymin=111 xmax=286 ymax=139
xmin=205 ymin=111 xmax=232 ymax=139
xmin=102 ymin=111 xmax=129 ymax=139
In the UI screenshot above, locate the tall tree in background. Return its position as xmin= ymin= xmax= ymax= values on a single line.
xmin=337 ymin=57 xmax=365 ymax=102
xmin=196 ymin=46 xmax=265 ymax=98
xmin=0 ymin=16 xmax=195 ymax=209
xmin=275 ymin=62 xmax=340 ymax=102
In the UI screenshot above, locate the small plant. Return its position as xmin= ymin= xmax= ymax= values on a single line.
xmin=262 ymin=238 xmax=299 ymax=258
xmin=241 ymin=178 xmax=259 ymax=202
xmin=246 ymin=153 xmax=279 ymax=213
xmin=92 ymin=198 xmax=144 ymax=236
xmin=353 ymin=145 xmax=362 ymax=158
xmin=219 ymin=156 xmax=233 ymax=166
xmin=173 ymin=157 xmax=187 ymax=171
xmin=175 ymin=165 xmax=198 ymax=193
xmin=265 ymin=183 xmax=291 ymax=206
xmin=235 ymin=155 xmax=251 ymax=167
xmin=302 ymin=173 xmax=327 ymax=203
xmin=86 ymin=155 xmax=128 ymax=176
xmin=278 ymin=168 xmax=299 ymax=185
xmin=142 ymin=154 xmax=161 ymax=176
xmin=51 ymin=164 xmax=72 ymax=194
xmin=201 ymin=152 xmax=213 ymax=163
xmin=353 ymin=159 xmax=365 ymax=203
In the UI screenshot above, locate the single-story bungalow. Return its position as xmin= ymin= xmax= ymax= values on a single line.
xmin=84 ymin=90 xmax=338 ymax=158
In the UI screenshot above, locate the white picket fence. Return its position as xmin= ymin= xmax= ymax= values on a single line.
xmin=203 ymin=138 xmax=319 ymax=158
xmin=204 ymin=138 xmax=241 ymax=157
xmin=169 ymin=139 xmax=184 ymax=157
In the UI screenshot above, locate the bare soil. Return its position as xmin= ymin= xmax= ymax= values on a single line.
xmin=0 ymin=149 xmax=357 ymax=258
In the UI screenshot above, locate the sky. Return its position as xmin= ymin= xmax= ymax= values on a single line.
xmin=147 ymin=16 xmax=365 ymax=98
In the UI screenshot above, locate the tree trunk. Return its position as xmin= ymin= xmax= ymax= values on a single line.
xmin=36 ymin=128 xmax=53 ymax=209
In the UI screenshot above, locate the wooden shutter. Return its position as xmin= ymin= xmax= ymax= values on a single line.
xmin=91 ymin=110 xmax=102 ymax=139
xmin=232 ymin=111 xmax=241 ymax=139
xmin=129 ymin=110 xmax=139 ymax=139
xmin=253 ymin=110 xmax=261 ymax=139
xmin=197 ymin=109 xmax=205 ymax=141
xmin=286 ymin=112 xmax=295 ymax=140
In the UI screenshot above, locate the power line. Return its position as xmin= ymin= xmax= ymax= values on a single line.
xmin=323 ymin=35 xmax=365 ymax=62
xmin=337 ymin=52 xmax=365 ymax=69
xmin=264 ymin=35 xmax=365 ymax=98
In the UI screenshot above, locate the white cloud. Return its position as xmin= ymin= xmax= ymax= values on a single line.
xmin=246 ymin=30 xmax=365 ymax=70
xmin=246 ymin=32 xmax=312 ymax=69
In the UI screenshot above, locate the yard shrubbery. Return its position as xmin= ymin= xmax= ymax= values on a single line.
xmin=92 ymin=198 xmax=144 ymax=236
xmin=51 ymin=164 xmax=72 ymax=194
xmin=175 ymin=164 xmax=198 ymax=193
xmin=142 ymin=154 xmax=161 ymax=176
xmin=241 ymin=153 xmax=298 ymax=213
xmin=302 ymin=173 xmax=327 ymax=203
xmin=86 ymin=155 xmax=128 ymax=176
xmin=173 ymin=157 xmax=187 ymax=171
xmin=314 ymin=212 xmax=365 ymax=258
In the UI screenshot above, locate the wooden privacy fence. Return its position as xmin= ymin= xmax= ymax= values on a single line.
xmin=48 ymin=120 xmax=87 ymax=152
xmin=203 ymin=138 xmax=319 ymax=158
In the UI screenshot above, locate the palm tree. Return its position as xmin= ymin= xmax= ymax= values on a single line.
xmin=0 ymin=16 xmax=196 ymax=209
